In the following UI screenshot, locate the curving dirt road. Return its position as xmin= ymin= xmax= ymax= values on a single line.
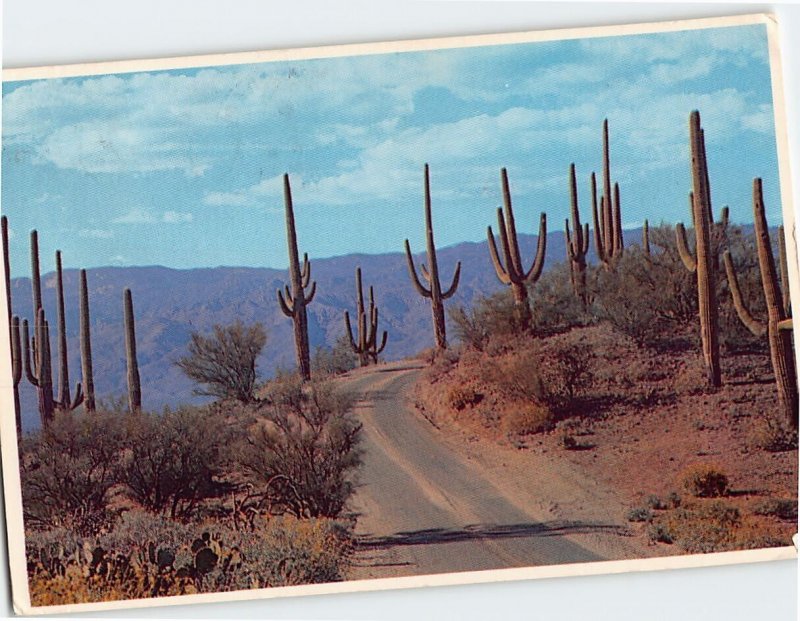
xmin=343 ymin=361 xmax=632 ymax=580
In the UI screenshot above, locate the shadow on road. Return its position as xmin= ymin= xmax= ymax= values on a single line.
xmin=357 ymin=520 xmax=631 ymax=549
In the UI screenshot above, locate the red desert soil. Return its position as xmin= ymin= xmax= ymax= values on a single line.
xmin=414 ymin=324 xmax=798 ymax=555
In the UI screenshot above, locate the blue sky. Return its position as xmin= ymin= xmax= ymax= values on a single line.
xmin=1 ymin=23 xmax=781 ymax=277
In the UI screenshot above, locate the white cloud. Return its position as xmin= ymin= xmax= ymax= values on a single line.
xmin=112 ymin=208 xmax=193 ymax=224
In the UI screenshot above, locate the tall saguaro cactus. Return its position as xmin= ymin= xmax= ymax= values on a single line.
xmin=723 ymin=178 xmax=797 ymax=428
xmin=592 ymin=120 xmax=624 ymax=268
xmin=565 ymin=164 xmax=590 ymax=307
xmin=405 ymin=164 xmax=462 ymax=350
xmin=23 ymin=309 xmax=55 ymax=426
xmin=344 ymin=267 xmax=388 ymax=366
xmin=276 ymin=174 xmax=317 ymax=382
xmin=3 ymin=216 xmax=22 ymax=436
xmin=54 ymin=251 xmax=83 ymax=412
xmin=487 ymin=167 xmax=547 ymax=331
xmin=675 ymin=110 xmax=723 ymax=388
xmin=80 ymin=269 xmax=96 ymax=412
xmin=124 ymin=288 xmax=141 ymax=413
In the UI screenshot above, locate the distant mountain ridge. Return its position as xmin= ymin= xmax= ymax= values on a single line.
xmin=10 ymin=227 xmax=650 ymax=431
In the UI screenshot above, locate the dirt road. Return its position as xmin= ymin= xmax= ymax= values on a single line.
xmin=343 ymin=361 xmax=633 ymax=580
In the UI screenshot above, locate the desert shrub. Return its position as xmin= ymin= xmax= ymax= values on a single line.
xmin=312 ymin=335 xmax=358 ymax=377
xmin=20 ymin=409 xmax=127 ymax=533
xmin=495 ymin=350 xmax=547 ymax=403
xmin=626 ymin=507 xmax=653 ymax=523
xmin=679 ymin=464 xmax=729 ymax=498
xmin=26 ymin=511 xmax=353 ymax=606
xmin=752 ymin=498 xmax=798 ymax=521
xmin=529 ymin=261 xmax=595 ymax=335
xmin=236 ymin=381 xmax=362 ymax=518
xmin=645 ymin=495 xmax=668 ymax=510
xmin=447 ymin=385 xmax=482 ymax=411
xmin=120 ymin=406 xmax=232 ymax=519
xmin=748 ymin=415 xmax=798 ymax=452
xmin=176 ymin=320 xmax=268 ymax=403
xmin=449 ymin=290 xmax=522 ymax=351
xmin=594 ymin=226 xmax=697 ymax=348
xmin=503 ymin=404 xmax=554 ymax=436
xmin=539 ymin=342 xmax=594 ymax=407
xmin=644 ymin=500 xmax=788 ymax=553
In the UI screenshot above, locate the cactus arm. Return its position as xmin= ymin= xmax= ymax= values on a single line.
xmin=581 ymin=222 xmax=590 ymax=254
xmin=500 ymin=168 xmax=524 ymax=275
xmin=79 ymin=269 xmax=95 ymax=412
xmin=2 ymin=217 xmax=11 ymax=332
xmin=301 ymin=253 xmax=311 ymax=288
xmin=778 ymin=318 xmax=794 ymax=331
xmin=441 ymin=261 xmax=461 ymax=300
xmin=344 ymin=311 xmax=360 ymax=351
xmin=69 ymin=382 xmax=84 ymax=410
xmin=375 ymin=330 xmax=388 ymax=355
xmin=22 ymin=319 xmax=39 ymax=387
xmin=753 ymin=179 xmax=788 ymax=320
xmin=487 ymin=223 xmax=512 ymax=285
xmin=719 ymin=206 xmax=730 ymax=230
xmin=613 ymin=182 xmax=623 ymax=254
xmin=675 ymin=223 xmax=697 ymax=272
xmin=723 ymin=250 xmax=766 ymax=337
xmin=404 ymin=240 xmax=432 ymax=298
xmin=123 ymin=288 xmax=141 ymax=413
xmin=565 ymin=219 xmax=574 ymax=260
xmin=11 ymin=316 xmax=22 ymax=385
xmin=55 ymin=251 xmax=71 ymax=408
xmin=643 ymin=219 xmax=651 ymax=255
xmin=778 ymin=226 xmax=791 ymax=317
xmin=420 ymin=263 xmax=432 ymax=283
xmin=524 ymin=213 xmax=547 ymax=282
xmin=592 ymin=188 xmax=606 ymax=264
xmin=303 ymin=280 xmax=317 ymax=304
xmin=276 ymin=288 xmax=294 ymax=316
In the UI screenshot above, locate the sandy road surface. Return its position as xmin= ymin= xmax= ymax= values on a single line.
xmin=342 ymin=361 xmax=633 ymax=580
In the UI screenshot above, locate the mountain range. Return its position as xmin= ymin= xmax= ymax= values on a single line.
xmin=9 ymin=227 xmax=646 ymax=431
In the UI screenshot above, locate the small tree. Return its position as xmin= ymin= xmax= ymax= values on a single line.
xmin=176 ymin=321 xmax=267 ymax=403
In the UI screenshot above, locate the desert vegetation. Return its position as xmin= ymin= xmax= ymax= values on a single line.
xmin=419 ymin=112 xmax=797 ymax=554
xmin=3 ymin=107 xmax=798 ymax=607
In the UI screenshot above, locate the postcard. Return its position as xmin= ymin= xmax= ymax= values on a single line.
xmin=0 ymin=12 xmax=796 ymax=615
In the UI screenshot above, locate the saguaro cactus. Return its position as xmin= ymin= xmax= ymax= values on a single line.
xmin=276 ymin=174 xmax=317 ymax=382
xmin=23 ymin=309 xmax=55 ymax=426
xmin=487 ymin=167 xmax=546 ymax=331
xmin=405 ymin=164 xmax=462 ymax=350
xmin=592 ymin=120 xmax=624 ymax=268
xmin=565 ymin=164 xmax=590 ymax=307
xmin=642 ymin=219 xmax=651 ymax=256
xmin=675 ymin=110 xmax=723 ymax=388
xmin=3 ymin=216 xmax=22 ymax=436
xmin=344 ymin=267 xmax=388 ymax=366
xmin=80 ymin=269 xmax=95 ymax=412
xmin=124 ymin=288 xmax=141 ymax=413
xmin=54 ymin=251 xmax=83 ymax=412
xmin=723 ymin=178 xmax=797 ymax=428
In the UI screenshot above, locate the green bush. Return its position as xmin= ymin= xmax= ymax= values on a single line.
xmin=236 ymin=381 xmax=362 ymax=518
xmin=120 ymin=406 xmax=232 ymax=519
xmin=20 ymin=409 xmax=127 ymax=533
xmin=312 ymin=335 xmax=358 ymax=377
xmin=529 ymin=261 xmax=595 ymax=335
xmin=679 ymin=464 xmax=729 ymax=498
xmin=449 ymin=290 xmax=523 ymax=351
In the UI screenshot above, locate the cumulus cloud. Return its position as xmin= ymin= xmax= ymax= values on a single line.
xmin=112 ymin=208 xmax=193 ymax=224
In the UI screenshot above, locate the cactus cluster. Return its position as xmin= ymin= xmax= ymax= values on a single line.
xmin=2 ymin=220 xmax=144 ymax=431
xmin=487 ymin=167 xmax=547 ymax=330
xmin=344 ymin=267 xmax=387 ymax=366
